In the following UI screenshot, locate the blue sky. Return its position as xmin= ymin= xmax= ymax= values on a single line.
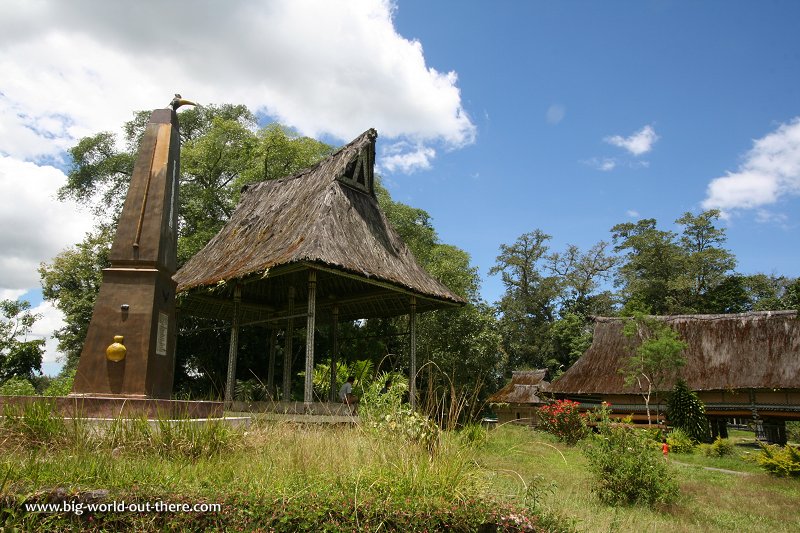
xmin=387 ymin=1 xmax=800 ymax=304
xmin=1 ymin=1 xmax=798 ymax=375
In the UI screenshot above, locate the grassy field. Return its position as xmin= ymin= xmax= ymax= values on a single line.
xmin=477 ymin=424 xmax=800 ymax=533
xmin=0 ymin=404 xmax=798 ymax=531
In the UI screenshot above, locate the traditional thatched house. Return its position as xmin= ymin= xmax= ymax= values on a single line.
xmin=174 ymin=129 xmax=465 ymax=407
xmin=487 ymin=370 xmax=550 ymax=425
xmin=550 ymin=310 xmax=800 ymax=443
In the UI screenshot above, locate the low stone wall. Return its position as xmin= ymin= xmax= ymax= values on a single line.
xmin=0 ymin=395 xmax=223 ymax=419
xmin=229 ymin=400 xmax=353 ymax=416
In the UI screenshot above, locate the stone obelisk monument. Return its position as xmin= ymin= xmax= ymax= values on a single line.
xmin=72 ymin=96 xmax=196 ymax=399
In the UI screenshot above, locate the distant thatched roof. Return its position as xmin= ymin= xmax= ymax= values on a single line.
xmin=488 ymin=370 xmax=550 ymax=405
xmin=174 ymin=129 xmax=465 ymax=323
xmin=550 ymin=310 xmax=800 ymax=395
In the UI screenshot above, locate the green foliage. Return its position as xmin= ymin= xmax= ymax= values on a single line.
xmin=312 ymin=358 xmax=375 ymax=400
xmin=375 ymin=182 xmax=503 ymax=413
xmin=234 ymin=378 xmax=270 ymax=402
xmin=2 ymin=400 xmax=65 ymax=446
xmin=490 ymin=231 xmax=613 ymax=374
xmin=537 ymin=399 xmax=589 ymax=445
xmin=787 ymin=421 xmax=800 ymax=444
xmin=458 ymin=423 xmax=488 ymax=448
xmin=0 ymin=299 xmax=44 ymax=382
xmin=39 ymin=226 xmax=111 ymax=370
xmin=621 ymin=313 xmax=687 ymax=424
xmin=666 ymin=378 xmax=711 ymax=443
xmin=583 ymin=420 xmax=679 ymax=506
xmin=1 ymin=400 xmax=237 ymax=459
xmin=612 ymin=210 xmax=737 ymax=315
xmin=43 ymin=368 xmax=76 ymax=397
xmin=359 ymin=374 xmax=440 ymax=452
xmin=0 ymin=376 xmax=37 ymax=396
xmin=700 ymin=437 xmax=735 ymax=457
xmin=758 ymin=443 xmax=800 ymax=477
xmin=666 ymin=427 xmax=695 ymax=454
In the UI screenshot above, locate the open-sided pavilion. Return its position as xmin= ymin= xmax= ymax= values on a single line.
xmin=173 ymin=129 xmax=465 ymax=409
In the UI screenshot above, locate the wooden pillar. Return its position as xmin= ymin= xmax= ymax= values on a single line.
xmin=266 ymin=328 xmax=277 ymax=399
xmin=409 ymin=296 xmax=417 ymax=410
xmin=282 ymin=286 xmax=295 ymax=401
xmin=224 ymin=285 xmax=242 ymax=406
xmin=330 ymin=305 xmax=339 ymax=402
xmin=304 ymin=270 xmax=317 ymax=407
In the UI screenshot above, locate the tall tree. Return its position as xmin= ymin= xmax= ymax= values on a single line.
xmin=548 ymin=241 xmax=618 ymax=316
xmin=490 ymin=230 xmax=559 ymax=370
xmin=39 ymin=226 xmax=112 ymax=370
xmin=675 ymin=209 xmax=736 ymax=311
xmin=611 ymin=219 xmax=683 ymax=315
xmin=0 ymin=299 xmax=44 ymax=382
xmin=375 ymin=182 xmax=503 ymax=416
xmin=621 ymin=313 xmax=687 ymax=425
xmin=41 ymin=105 xmax=334 ymax=385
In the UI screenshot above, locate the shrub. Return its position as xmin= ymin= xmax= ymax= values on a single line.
xmin=758 ymin=444 xmax=800 ymax=477
xmin=666 ymin=379 xmax=710 ymax=443
xmin=700 ymin=437 xmax=734 ymax=457
xmin=0 ymin=376 xmax=37 ymax=396
xmin=666 ymin=427 xmax=695 ymax=454
xmin=234 ymin=378 xmax=269 ymax=402
xmin=583 ymin=422 xmax=679 ymax=506
xmin=787 ymin=421 xmax=800 ymax=444
xmin=359 ymin=373 xmax=439 ymax=452
xmin=537 ymin=399 xmax=588 ymax=445
xmin=43 ymin=368 xmax=76 ymax=397
xmin=459 ymin=422 xmax=488 ymax=447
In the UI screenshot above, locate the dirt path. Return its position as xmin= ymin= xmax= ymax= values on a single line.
xmin=672 ymin=460 xmax=752 ymax=476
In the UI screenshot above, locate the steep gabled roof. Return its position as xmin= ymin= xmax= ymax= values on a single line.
xmin=488 ymin=370 xmax=550 ymax=405
xmin=550 ymin=310 xmax=800 ymax=395
xmin=174 ymin=129 xmax=464 ymax=322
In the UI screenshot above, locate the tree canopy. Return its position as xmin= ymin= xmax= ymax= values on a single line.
xmin=38 ymin=102 xmax=800 ymax=406
xmin=0 ymin=299 xmax=44 ymax=382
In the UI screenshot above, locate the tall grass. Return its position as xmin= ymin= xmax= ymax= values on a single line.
xmin=4 ymin=401 xmax=798 ymax=532
xmin=0 ymin=400 xmax=542 ymax=531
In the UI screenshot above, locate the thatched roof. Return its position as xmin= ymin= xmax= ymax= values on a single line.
xmin=174 ymin=129 xmax=465 ymax=323
xmin=488 ymin=370 xmax=550 ymax=405
xmin=550 ymin=310 xmax=800 ymax=395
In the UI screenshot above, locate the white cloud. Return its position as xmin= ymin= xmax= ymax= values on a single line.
xmin=702 ymin=117 xmax=800 ymax=214
xmin=755 ymin=210 xmax=789 ymax=225
xmin=0 ymin=0 xmax=476 ymax=372
xmin=0 ymin=157 xmax=94 ymax=292
xmin=584 ymin=157 xmax=617 ymax=171
xmin=0 ymin=0 xmax=475 ymax=163
xmin=546 ymin=104 xmax=565 ymax=125
xmin=626 ymin=210 xmax=640 ymax=218
xmin=605 ymin=125 xmax=658 ymax=156
xmin=380 ymin=142 xmax=436 ymax=173
xmin=30 ymin=300 xmax=66 ymax=364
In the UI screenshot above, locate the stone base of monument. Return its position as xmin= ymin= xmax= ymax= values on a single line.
xmin=0 ymin=395 xmax=223 ymax=419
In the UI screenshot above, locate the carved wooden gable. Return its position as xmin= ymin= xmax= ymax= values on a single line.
xmin=335 ymin=130 xmax=376 ymax=195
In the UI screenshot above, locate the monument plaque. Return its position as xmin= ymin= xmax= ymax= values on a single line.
xmin=72 ymin=97 xmax=195 ymax=399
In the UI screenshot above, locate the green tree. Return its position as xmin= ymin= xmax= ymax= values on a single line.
xmin=43 ymin=105 xmax=494 ymax=408
xmin=611 ymin=219 xmax=684 ymax=314
xmin=376 ymin=182 xmax=503 ymax=420
xmin=41 ymin=105 xmax=334 ymax=388
xmin=548 ymin=241 xmax=618 ymax=316
xmin=490 ymin=230 xmax=559 ymax=370
xmin=621 ymin=313 xmax=687 ymax=425
xmin=0 ymin=299 xmax=44 ymax=382
xmin=675 ymin=210 xmax=736 ymax=311
xmin=666 ymin=378 xmax=711 ymax=443
xmin=39 ymin=226 xmax=111 ymax=370
xmin=612 ymin=211 xmax=737 ymax=315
